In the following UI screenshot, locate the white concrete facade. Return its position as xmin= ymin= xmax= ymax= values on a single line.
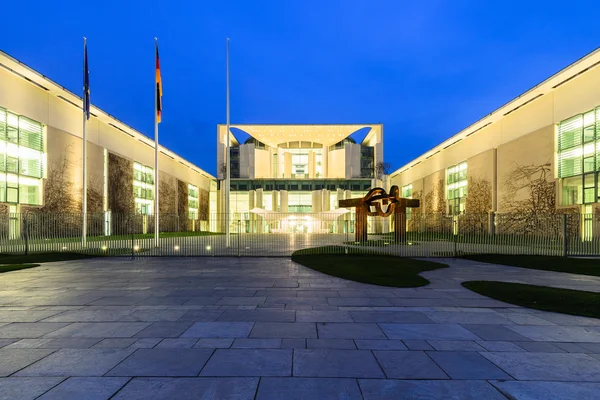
xmin=390 ymin=46 xmax=600 ymax=223
xmin=0 ymin=50 xmax=214 ymax=223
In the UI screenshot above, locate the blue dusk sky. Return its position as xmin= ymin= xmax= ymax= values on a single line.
xmin=1 ymin=0 xmax=600 ymax=176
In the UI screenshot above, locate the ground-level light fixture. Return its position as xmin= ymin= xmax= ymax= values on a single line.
xmin=101 ymin=245 xmax=108 ymax=251
xmin=133 ymin=245 xmax=140 ymax=251
xmin=174 ymin=245 xmax=180 ymax=251
xmin=206 ymin=245 xmax=212 ymax=251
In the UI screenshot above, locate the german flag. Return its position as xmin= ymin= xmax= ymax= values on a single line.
xmin=156 ymin=43 xmax=162 ymax=123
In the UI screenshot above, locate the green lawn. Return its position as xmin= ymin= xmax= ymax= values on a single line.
xmin=463 ymin=281 xmax=600 ymax=319
xmin=343 ymin=240 xmax=418 ymax=247
xmin=463 ymin=254 xmax=600 ymax=277
xmin=0 ymin=264 xmax=40 ymax=273
xmin=292 ymin=245 xmax=447 ymax=287
xmin=24 ymin=230 xmax=224 ymax=245
xmin=0 ymin=253 xmax=97 ymax=264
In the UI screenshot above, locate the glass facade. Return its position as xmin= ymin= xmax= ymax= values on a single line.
xmin=446 ymin=162 xmax=467 ymax=215
xmin=133 ymin=162 xmax=154 ymax=214
xmin=0 ymin=107 xmax=44 ymax=205
xmin=558 ymin=107 xmax=600 ymax=205
xmin=289 ymin=148 xmax=311 ymax=178
xmin=188 ymin=184 xmax=199 ymax=219
xmin=360 ymin=146 xmax=374 ymax=178
xmin=402 ymin=184 xmax=413 ymax=219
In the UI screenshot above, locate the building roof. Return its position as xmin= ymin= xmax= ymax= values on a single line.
xmin=391 ymin=45 xmax=600 ymax=178
xmin=226 ymin=124 xmax=380 ymax=148
xmin=0 ymin=49 xmax=215 ymax=180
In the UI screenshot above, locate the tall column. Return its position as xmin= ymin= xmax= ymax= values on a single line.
xmin=284 ymin=153 xmax=292 ymax=178
xmin=280 ymin=190 xmax=288 ymax=212
xmin=312 ymin=190 xmax=322 ymax=213
xmin=308 ymin=151 xmax=316 ymax=179
xmin=249 ymin=189 xmax=255 ymax=233
xmin=321 ymin=189 xmax=330 ymax=212
xmin=344 ymin=189 xmax=352 ymax=234
xmin=336 ymin=188 xmax=344 ymax=233
xmin=272 ymin=190 xmax=279 ymax=212
xmin=256 ymin=188 xmax=263 ymax=233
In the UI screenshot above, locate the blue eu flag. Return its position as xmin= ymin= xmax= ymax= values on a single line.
xmin=83 ymin=39 xmax=90 ymax=120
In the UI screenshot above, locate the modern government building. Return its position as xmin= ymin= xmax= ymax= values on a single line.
xmin=0 ymin=49 xmax=215 ymax=238
xmin=390 ymin=46 xmax=600 ymax=238
xmin=2 ymin=44 xmax=600 ymax=238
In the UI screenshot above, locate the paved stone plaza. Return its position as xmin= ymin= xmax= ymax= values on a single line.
xmin=0 ymin=257 xmax=600 ymax=399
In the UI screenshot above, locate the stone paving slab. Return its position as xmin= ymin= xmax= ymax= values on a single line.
xmin=217 ymin=309 xmax=295 ymax=322
xmin=182 ymin=322 xmax=254 ymax=338
xmin=317 ymin=323 xmax=387 ymax=339
xmin=358 ymin=379 xmax=507 ymax=400
xmin=0 ymin=349 xmax=56 ymax=377
xmin=2 ymin=257 xmax=600 ymax=398
xmin=36 ymin=377 xmax=129 ymax=400
xmin=15 ymin=349 xmax=134 ymax=377
xmin=350 ymin=310 xmax=434 ymax=324
xmin=200 ymin=349 xmax=292 ymax=377
xmin=0 ymin=323 xmax=70 ymax=338
xmin=250 ymin=322 xmax=317 ymax=338
xmin=378 ymin=323 xmax=481 ymax=341
xmin=372 ymin=351 xmax=448 ymax=379
xmin=491 ymin=380 xmax=600 ymax=400
xmin=112 ymin=377 xmax=259 ymax=400
xmin=427 ymin=351 xmax=513 ymax=380
xmin=293 ymin=349 xmax=385 ymax=378
xmin=256 ymin=377 xmax=362 ymax=400
xmin=0 ymin=377 xmax=65 ymax=400
xmin=481 ymin=352 xmax=600 ymax=381
xmin=107 ymin=348 xmax=214 ymax=376
xmin=44 ymin=322 xmax=150 ymax=338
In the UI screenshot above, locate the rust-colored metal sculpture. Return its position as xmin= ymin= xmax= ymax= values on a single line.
xmin=339 ymin=186 xmax=420 ymax=243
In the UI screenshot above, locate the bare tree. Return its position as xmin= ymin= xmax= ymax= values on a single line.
xmin=42 ymin=149 xmax=80 ymax=213
xmin=375 ymin=161 xmax=392 ymax=181
xmin=465 ymin=176 xmax=492 ymax=214
xmin=500 ymin=162 xmax=577 ymax=235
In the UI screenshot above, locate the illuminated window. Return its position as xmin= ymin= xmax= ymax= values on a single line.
xmin=402 ymin=184 xmax=413 ymax=219
xmin=133 ymin=162 xmax=154 ymax=214
xmin=401 ymin=184 xmax=412 ymax=198
xmin=188 ymin=184 xmax=199 ymax=219
xmin=446 ymin=162 xmax=467 ymax=215
xmin=558 ymin=107 xmax=600 ymax=204
xmin=0 ymin=107 xmax=44 ymax=205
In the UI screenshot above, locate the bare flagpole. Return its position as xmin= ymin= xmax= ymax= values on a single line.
xmin=82 ymin=37 xmax=88 ymax=248
xmin=225 ymin=38 xmax=231 ymax=247
xmin=154 ymin=37 xmax=160 ymax=248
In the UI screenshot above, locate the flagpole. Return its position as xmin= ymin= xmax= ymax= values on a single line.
xmin=82 ymin=37 xmax=88 ymax=249
xmin=154 ymin=37 xmax=160 ymax=248
xmin=225 ymin=38 xmax=230 ymax=248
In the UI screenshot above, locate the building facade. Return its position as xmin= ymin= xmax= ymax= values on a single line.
xmin=0 ymin=50 xmax=214 ymax=238
xmin=216 ymin=124 xmax=384 ymax=233
xmin=390 ymin=47 xmax=600 ymax=237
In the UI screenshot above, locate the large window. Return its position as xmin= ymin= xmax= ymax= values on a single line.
xmin=188 ymin=184 xmax=199 ymax=219
xmin=133 ymin=162 xmax=154 ymax=214
xmin=402 ymin=184 xmax=413 ymax=218
xmin=0 ymin=107 xmax=44 ymax=205
xmin=446 ymin=162 xmax=467 ymax=215
xmin=558 ymin=107 xmax=600 ymax=205
xmin=360 ymin=146 xmax=374 ymax=178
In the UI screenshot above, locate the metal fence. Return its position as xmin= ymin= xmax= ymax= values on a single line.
xmin=0 ymin=211 xmax=599 ymax=257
